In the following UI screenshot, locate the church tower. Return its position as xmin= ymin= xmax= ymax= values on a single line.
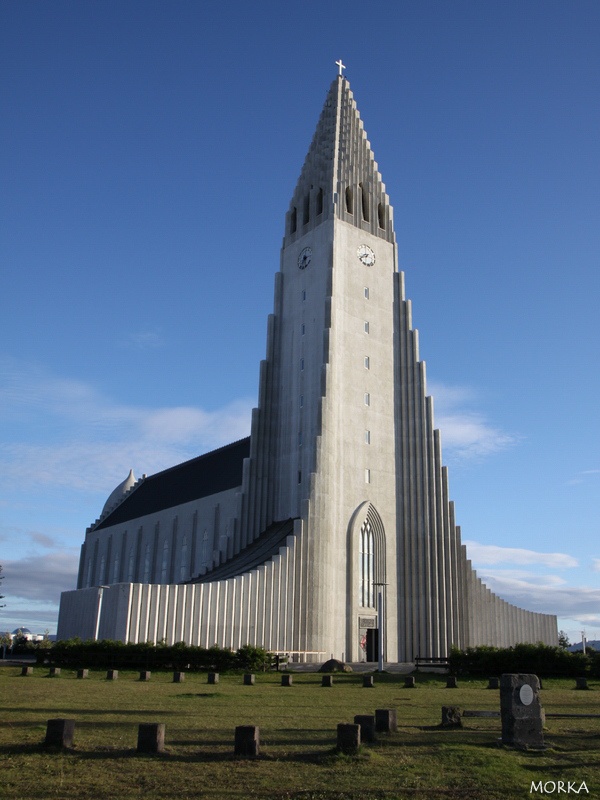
xmin=58 ymin=70 xmax=558 ymax=659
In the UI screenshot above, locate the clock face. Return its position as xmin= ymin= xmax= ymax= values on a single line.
xmin=357 ymin=244 xmax=375 ymax=266
xmin=298 ymin=247 xmax=312 ymax=270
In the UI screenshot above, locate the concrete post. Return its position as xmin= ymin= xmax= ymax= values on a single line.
xmin=354 ymin=714 xmax=376 ymax=742
xmin=137 ymin=723 xmax=165 ymax=754
xmin=45 ymin=719 xmax=75 ymax=748
xmin=375 ymin=708 xmax=397 ymax=733
xmin=234 ymin=725 xmax=260 ymax=757
xmin=500 ymin=674 xmax=544 ymax=750
xmin=337 ymin=723 xmax=360 ymax=754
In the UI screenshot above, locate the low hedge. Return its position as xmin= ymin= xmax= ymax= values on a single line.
xmin=448 ymin=643 xmax=591 ymax=677
xmin=36 ymin=639 xmax=271 ymax=672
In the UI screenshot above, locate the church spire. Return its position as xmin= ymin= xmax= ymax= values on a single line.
xmin=285 ymin=72 xmax=395 ymax=244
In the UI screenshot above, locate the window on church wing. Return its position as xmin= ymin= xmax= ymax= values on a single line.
xmin=99 ymin=555 xmax=106 ymax=585
xmin=300 ymin=358 xmax=304 ymax=370
xmin=112 ymin=552 xmax=120 ymax=583
xmin=298 ymin=431 xmax=302 ymax=446
xmin=364 ymin=287 xmax=369 ymax=300
xmin=364 ymin=321 xmax=370 ymax=334
xmin=360 ymin=183 xmax=370 ymax=222
xmin=365 ymin=468 xmax=371 ymax=484
xmin=302 ymin=290 xmax=306 ymax=301
xmin=364 ymin=356 xmax=370 ymax=370
xmin=179 ymin=535 xmax=188 ymax=581
xmin=161 ymin=541 xmax=169 ymax=582
xmin=127 ymin=547 xmax=135 ymax=582
xmin=85 ymin=557 xmax=92 ymax=588
xmin=345 ymin=186 xmax=353 ymax=214
xmin=142 ymin=544 xmax=151 ymax=582
xmin=316 ymin=187 xmax=324 ymax=216
xmin=359 ymin=520 xmax=375 ymax=607
xmin=301 ymin=323 xmax=305 ymax=335
xmin=290 ymin=207 xmax=297 ymax=233
xmin=365 ymin=429 xmax=371 ymax=444
xmin=298 ymin=470 xmax=302 ymax=484
xmin=378 ymin=202 xmax=385 ymax=229
xmin=299 ymin=394 xmax=304 ymax=407
xmin=364 ymin=392 xmax=370 ymax=406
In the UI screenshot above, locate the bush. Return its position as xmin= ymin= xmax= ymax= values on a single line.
xmin=47 ymin=639 xmax=272 ymax=673
xmin=449 ymin=643 xmax=591 ymax=677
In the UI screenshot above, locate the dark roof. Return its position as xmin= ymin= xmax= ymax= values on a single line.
xmin=94 ymin=437 xmax=250 ymax=531
xmin=188 ymin=518 xmax=295 ymax=584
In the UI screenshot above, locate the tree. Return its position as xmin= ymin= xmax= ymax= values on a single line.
xmin=558 ymin=630 xmax=571 ymax=649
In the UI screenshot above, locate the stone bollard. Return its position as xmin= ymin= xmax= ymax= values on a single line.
xmin=375 ymin=708 xmax=398 ymax=733
xmin=575 ymin=677 xmax=589 ymax=690
xmin=322 ymin=675 xmax=333 ymax=687
xmin=487 ymin=677 xmax=500 ymax=689
xmin=173 ymin=671 xmax=185 ymax=683
xmin=500 ymin=674 xmax=544 ymax=750
xmin=281 ymin=674 xmax=293 ymax=686
xmin=337 ymin=723 xmax=361 ymax=754
xmin=49 ymin=667 xmax=61 ymax=677
xmin=139 ymin=670 xmax=151 ymax=682
xmin=137 ymin=723 xmax=165 ymax=754
xmin=404 ymin=676 xmax=416 ymax=688
xmin=446 ymin=676 xmax=458 ymax=688
xmin=207 ymin=672 xmax=219 ymax=684
xmin=362 ymin=675 xmax=374 ymax=688
xmin=21 ymin=666 xmax=33 ymax=676
xmin=234 ymin=725 xmax=260 ymax=757
xmin=243 ymin=673 xmax=255 ymax=686
xmin=106 ymin=669 xmax=118 ymax=680
xmin=44 ymin=718 xmax=75 ymax=748
xmin=77 ymin=669 xmax=89 ymax=679
xmin=441 ymin=706 xmax=462 ymax=728
xmin=354 ymin=714 xmax=376 ymax=743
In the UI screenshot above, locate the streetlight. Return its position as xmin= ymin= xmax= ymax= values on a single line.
xmin=94 ymin=586 xmax=110 ymax=641
xmin=373 ymin=582 xmax=388 ymax=672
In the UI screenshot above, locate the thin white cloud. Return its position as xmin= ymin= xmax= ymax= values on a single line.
xmin=567 ymin=469 xmax=600 ymax=486
xmin=592 ymin=559 xmax=600 ymax=573
xmin=0 ymin=359 xmax=253 ymax=494
xmin=476 ymin=568 xmax=600 ymax=625
xmin=464 ymin=540 xmax=578 ymax=569
xmin=428 ymin=381 xmax=519 ymax=460
xmin=125 ymin=330 xmax=165 ymax=350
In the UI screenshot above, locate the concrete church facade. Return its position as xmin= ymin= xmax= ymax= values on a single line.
xmin=57 ymin=73 xmax=557 ymax=661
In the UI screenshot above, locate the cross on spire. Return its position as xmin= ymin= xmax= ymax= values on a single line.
xmin=335 ymin=59 xmax=346 ymax=77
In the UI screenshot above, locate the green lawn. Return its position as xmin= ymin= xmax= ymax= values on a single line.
xmin=1 ymin=666 xmax=598 ymax=800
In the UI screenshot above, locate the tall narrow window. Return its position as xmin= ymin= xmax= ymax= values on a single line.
xmin=298 ymin=431 xmax=303 ymax=446
xmin=291 ymin=207 xmax=297 ymax=233
xmin=316 ymin=187 xmax=324 ymax=216
xmin=99 ymin=555 xmax=106 ymax=584
xmin=365 ymin=429 xmax=371 ymax=444
xmin=302 ymin=290 xmax=306 ymax=301
xmin=127 ymin=547 xmax=135 ymax=582
xmin=364 ymin=392 xmax=370 ymax=406
xmin=303 ymin=194 xmax=310 ymax=225
xmin=179 ymin=535 xmax=188 ymax=581
xmin=364 ymin=287 xmax=370 ymax=300
xmin=378 ymin=202 xmax=385 ymax=229
xmin=360 ymin=183 xmax=370 ymax=221
xmin=301 ymin=323 xmax=305 ymax=335
xmin=364 ymin=356 xmax=370 ymax=370
xmin=365 ymin=468 xmax=371 ymax=484
xmin=160 ymin=541 xmax=169 ymax=582
xmin=359 ymin=520 xmax=375 ymax=607
xmin=142 ymin=543 xmax=151 ymax=582
xmin=298 ymin=470 xmax=302 ymax=484
xmin=112 ymin=552 xmax=120 ymax=583
xmin=299 ymin=394 xmax=304 ymax=407
xmin=364 ymin=321 xmax=370 ymax=334
xmin=300 ymin=358 xmax=304 ymax=370
xmin=345 ymin=186 xmax=353 ymax=214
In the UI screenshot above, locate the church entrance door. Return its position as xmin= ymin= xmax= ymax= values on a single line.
xmin=366 ymin=628 xmax=379 ymax=662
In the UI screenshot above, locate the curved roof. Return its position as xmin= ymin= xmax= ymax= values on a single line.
xmin=101 ymin=469 xmax=137 ymax=517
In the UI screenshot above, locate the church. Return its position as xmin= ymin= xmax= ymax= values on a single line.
xmin=57 ymin=69 xmax=557 ymax=662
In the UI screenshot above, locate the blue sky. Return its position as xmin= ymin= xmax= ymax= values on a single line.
xmin=1 ymin=0 xmax=598 ymax=646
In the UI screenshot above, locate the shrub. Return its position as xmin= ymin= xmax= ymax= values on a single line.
xmin=449 ymin=643 xmax=591 ymax=677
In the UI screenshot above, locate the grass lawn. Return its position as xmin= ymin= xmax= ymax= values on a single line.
xmin=1 ymin=666 xmax=598 ymax=800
